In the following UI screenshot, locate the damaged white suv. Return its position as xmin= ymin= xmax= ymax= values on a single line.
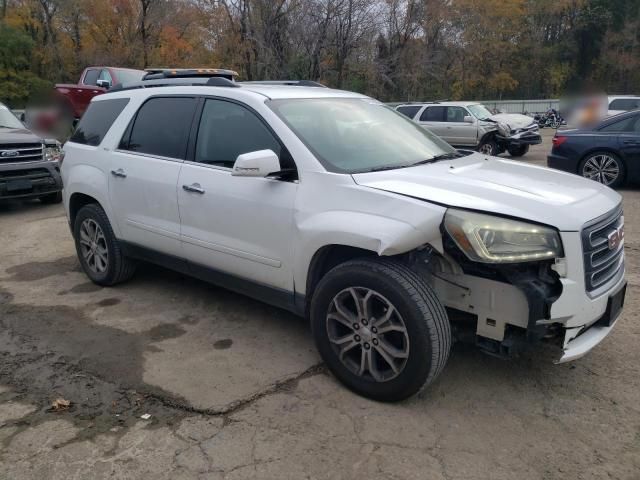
xmin=61 ymin=71 xmax=626 ymax=401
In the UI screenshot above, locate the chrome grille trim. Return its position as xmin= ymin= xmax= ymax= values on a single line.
xmin=0 ymin=144 xmax=44 ymax=164
xmin=582 ymin=205 xmax=624 ymax=293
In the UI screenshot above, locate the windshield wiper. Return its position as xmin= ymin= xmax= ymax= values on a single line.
xmin=409 ymin=152 xmax=464 ymax=167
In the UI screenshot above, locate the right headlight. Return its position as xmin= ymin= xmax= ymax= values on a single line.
xmin=444 ymin=209 xmax=563 ymax=264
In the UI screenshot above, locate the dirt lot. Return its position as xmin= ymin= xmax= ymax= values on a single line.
xmin=1 ymin=129 xmax=639 ymax=479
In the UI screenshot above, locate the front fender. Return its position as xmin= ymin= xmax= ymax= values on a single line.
xmin=293 ymin=210 xmax=444 ymax=291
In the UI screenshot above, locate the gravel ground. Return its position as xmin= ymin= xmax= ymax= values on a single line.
xmin=0 ymin=129 xmax=638 ymax=479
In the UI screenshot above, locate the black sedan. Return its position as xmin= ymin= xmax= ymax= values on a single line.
xmin=547 ymin=110 xmax=640 ymax=188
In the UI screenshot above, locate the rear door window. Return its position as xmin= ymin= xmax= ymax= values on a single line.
xmin=69 ymin=98 xmax=130 ymax=146
xmin=396 ymin=105 xmax=422 ymax=119
xmin=420 ymin=106 xmax=446 ymax=122
xmin=609 ymin=99 xmax=640 ymax=111
xmin=122 ymin=97 xmax=197 ymax=159
xmin=599 ymin=115 xmax=640 ymax=132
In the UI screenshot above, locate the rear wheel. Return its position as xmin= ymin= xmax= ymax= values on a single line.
xmin=579 ymin=152 xmax=625 ymax=188
xmin=507 ymin=145 xmax=529 ymax=157
xmin=310 ymin=258 xmax=451 ymax=401
xmin=73 ymin=204 xmax=137 ymax=286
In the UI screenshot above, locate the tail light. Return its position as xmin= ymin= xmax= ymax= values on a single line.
xmin=552 ymin=136 xmax=567 ymax=147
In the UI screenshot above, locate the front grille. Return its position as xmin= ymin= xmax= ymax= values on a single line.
xmin=582 ymin=205 xmax=624 ymax=292
xmin=0 ymin=143 xmax=44 ymax=164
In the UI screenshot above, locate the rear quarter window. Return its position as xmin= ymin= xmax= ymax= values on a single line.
xmin=609 ymin=99 xmax=640 ymax=111
xmin=396 ymin=105 xmax=422 ymax=119
xmin=69 ymin=98 xmax=130 ymax=146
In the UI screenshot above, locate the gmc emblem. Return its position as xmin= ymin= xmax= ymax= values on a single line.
xmin=608 ymin=225 xmax=624 ymax=251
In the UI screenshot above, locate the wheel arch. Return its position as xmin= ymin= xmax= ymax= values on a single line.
xmin=64 ymin=163 xmax=121 ymax=237
xmin=579 ymin=147 xmax=626 ymax=173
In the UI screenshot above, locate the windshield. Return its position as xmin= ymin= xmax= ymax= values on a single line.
xmin=0 ymin=106 xmax=24 ymax=129
xmin=268 ymin=98 xmax=455 ymax=173
xmin=468 ymin=104 xmax=493 ymax=120
xmin=114 ymin=69 xmax=145 ymax=84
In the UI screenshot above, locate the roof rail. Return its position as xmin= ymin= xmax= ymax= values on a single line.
xmin=142 ymin=68 xmax=238 ymax=81
xmin=109 ymin=76 xmax=239 ymax=93
xmin=241 ymin=80 xmax=327 ymax=88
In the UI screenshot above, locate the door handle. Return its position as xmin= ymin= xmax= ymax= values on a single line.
xmin=110 ymin=168 xmax=126 ymax=178
xmin=182 ymin=183 xmax=205 ymax=194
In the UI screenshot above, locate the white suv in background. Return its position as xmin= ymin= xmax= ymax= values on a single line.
xmin=396 ymin=101 xmax=541 ymax=157
xmin=61 ymin=71 xmax=626 ymax=401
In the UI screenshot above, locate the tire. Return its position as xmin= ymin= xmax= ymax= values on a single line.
xmin=478 ymin=139 xmax=499 ymax=156
xmin=73 ymin=203 xmax=137 ymax=286
xmin=507 ymin=145 xmax=529 ymax=157
xmin=579 ymin=151 xmax=626 ymax=189
xmin=310 ymin=258 xmax=451 ymax=402
xmin=40 ymin=191 xmax=62 ymax=204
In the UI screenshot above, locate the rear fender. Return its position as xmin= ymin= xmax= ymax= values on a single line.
xmin=63 ymin=163 xmax=120 ymax=237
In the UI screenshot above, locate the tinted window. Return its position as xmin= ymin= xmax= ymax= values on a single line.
xmin=396 ymin=105 xmax=421 ymax=119
xmin=69 ymin=98 xmax=129 ymax=146
xmin=84 ymin=69 xmax=99 ymax=86
xmin=420 ymin=106 xmax=446 ymax=122
xmin=600 ymin=115 xmax=640 ymax=132
xmin=195 ymin=99 xmax=281 ymax=168
xmin=446 ymin=106 xmax=467 ymax=122
xmin=609 ymin=99 xmax=640 ymax=111
xmin=124 ymin=97 xmax=197 ymax=159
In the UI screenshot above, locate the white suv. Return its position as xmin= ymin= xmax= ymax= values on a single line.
xmin=61 ymin=71 xmax=626 ymax=401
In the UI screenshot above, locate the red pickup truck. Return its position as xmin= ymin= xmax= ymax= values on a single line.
xmin=54 ymin=67 xmax=145 ymax=119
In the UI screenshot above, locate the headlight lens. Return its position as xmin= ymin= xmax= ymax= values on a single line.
xmin=43 ymin=141 xmax=62 ymax=162
xmin=444 ymin=209 xmax=562 ymax=263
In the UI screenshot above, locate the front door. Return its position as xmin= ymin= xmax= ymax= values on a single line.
xmin=109 ymin=96 xmax=198 ymax=257
xmin=177 ymin=98 xmax=298 ymax=291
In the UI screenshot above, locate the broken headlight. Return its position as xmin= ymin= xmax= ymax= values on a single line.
xmin=444 ymin=209 xmax=563 ymax=263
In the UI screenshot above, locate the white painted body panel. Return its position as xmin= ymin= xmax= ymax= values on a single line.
xmin=61 ymin=84 xmax=626 ymax=364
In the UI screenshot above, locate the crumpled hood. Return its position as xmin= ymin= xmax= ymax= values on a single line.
xmin=488 ymin=113 xmax=536 ymax=130
xmin=352 ymin=153 xmax=621 ymax=231
xmin=0 ymin=128 xmax=42 ymax=144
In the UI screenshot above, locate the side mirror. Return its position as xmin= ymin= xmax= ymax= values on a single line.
xmin=232 ymin=149 xmax=281 ymax=177
xmin=96 ymin=79 xmax=111 ymax=89
xmin=463 ymin=115 xmax=475 ymax=124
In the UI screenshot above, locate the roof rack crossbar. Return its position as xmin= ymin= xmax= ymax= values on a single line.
xmin=241 ymin=80 xmax=327 ymax=88
xmin=109 ymin=77 xmax=239 ymax=92
xmin=142 ymin=68 xmax=238 ymax=81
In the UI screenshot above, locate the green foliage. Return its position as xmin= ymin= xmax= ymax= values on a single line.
xmin=0 ymin=23 xmax=51 ymax=108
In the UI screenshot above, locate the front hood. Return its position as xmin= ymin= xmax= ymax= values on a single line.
xmin=488 ymin=113 xmax=535 ymax=130
xmin=352 ymin=153 xmax=621 ymax=231
xmin=0 ymin=128 xmax=42 ymax=144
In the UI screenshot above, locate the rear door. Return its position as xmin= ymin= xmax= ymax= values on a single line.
xmin=109 ymin=96 xmax=198 ymax=257
xmin=177 ymin=97 xmax=298 ymax=291
xmin=417 ymin=106 xmax=448 ymax=140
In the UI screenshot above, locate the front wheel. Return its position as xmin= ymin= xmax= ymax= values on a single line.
xmin=478 ymin=139 xmax=499 ymax=156
xmin=507 ymin=145 xmax=529 ymax=157
xmin=579 ymin=152 xmax=626 ymax=188
xmin=310 ymin=258 xmax=451 ymax=402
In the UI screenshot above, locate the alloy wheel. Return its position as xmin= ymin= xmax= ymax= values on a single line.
xmin=479 ymin=143 xmax=494 ymax=155
xmin=79 ymin=219 xmax=109 ymax=274
xmin=582 ymin=154 xmax=620 ymax=186
xmin=326 ymin=287 xmax=410 ymax=382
